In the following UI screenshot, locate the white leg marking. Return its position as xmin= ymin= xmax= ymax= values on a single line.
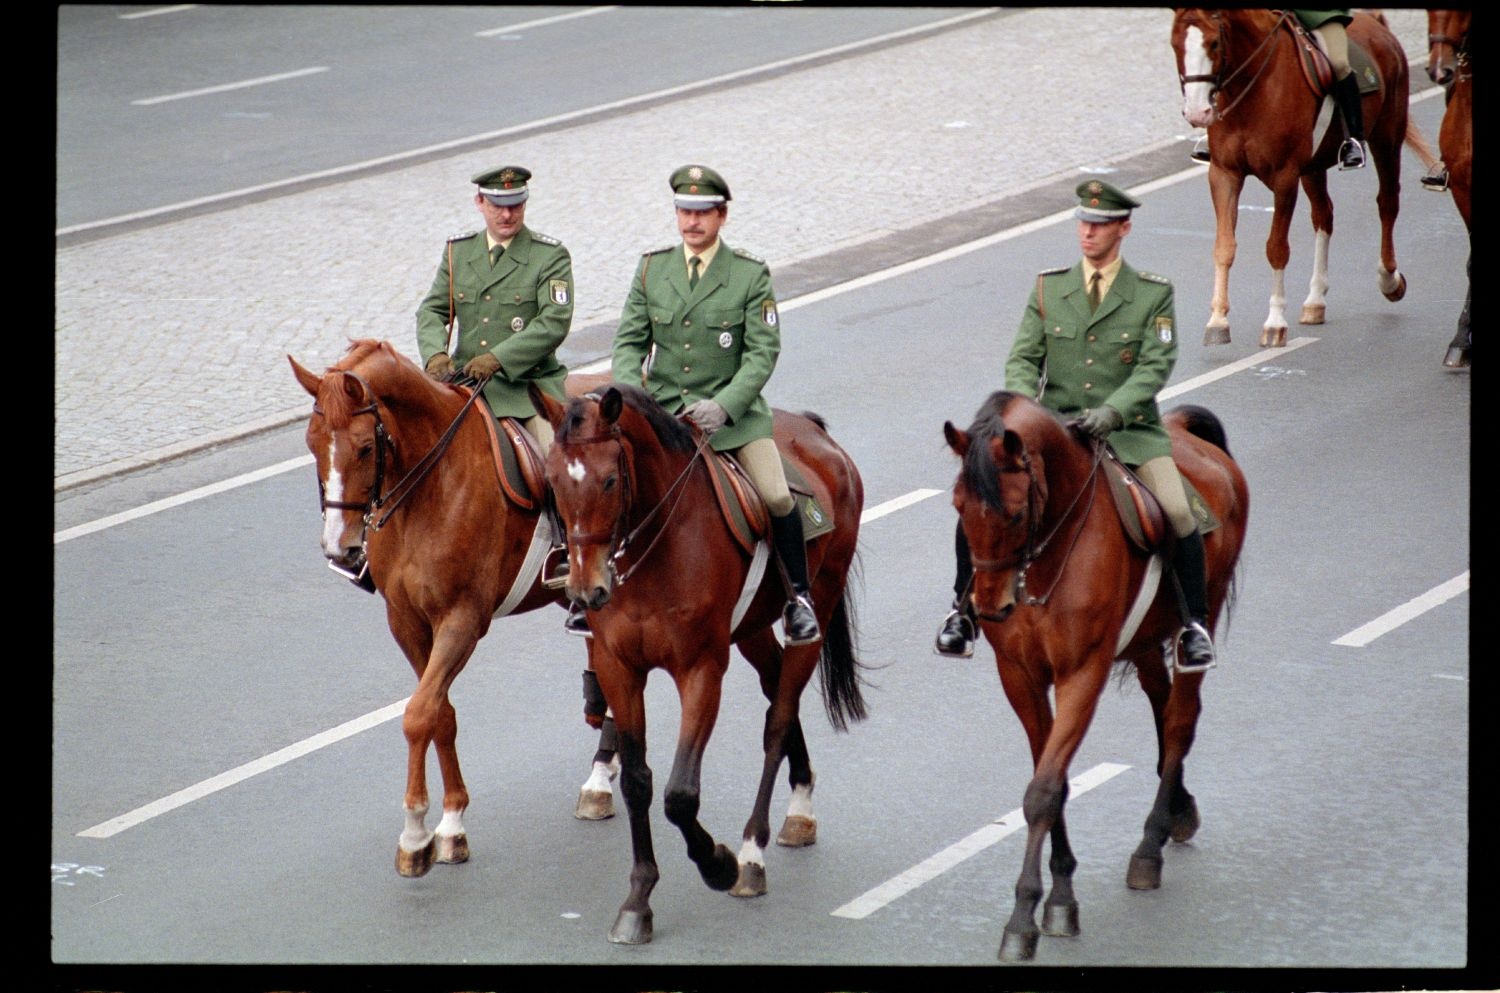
xmin=399 ymin=803 xmax=433 ymax=853
xmin=1377 ymin=263 xmax=1402 ymax=296
xmin=737 ymin=837 xmax=767 ymax=868
xmin=434 ymin=808 xmax=466 ymax=840
xmin=1307 ymin=229 xmax=1330 ymax=309
xmin=786 ymin=781 xmax=816 ymax=821
xmin=1266 ymin=268 xmax=1288 ymax=330
xmin=582 ymin=760 xmax=615 ymax=794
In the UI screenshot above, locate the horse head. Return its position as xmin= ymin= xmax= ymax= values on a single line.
xmin=1427 ymin=10 xmax=1471 ymax=87
xmin=1173 ymin=8 xmax=1227 ymax=128
xmin=944 ymin=393 xmax=1053 ymax=624
xmin=536 ymin=382 xmax=704 ymax=616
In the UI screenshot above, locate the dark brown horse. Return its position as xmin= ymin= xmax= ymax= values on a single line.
xmin=1172 ymin=9 xmax=1433 ymax=347
xmin=289 ymin=339 xmax=608 ymax=876
xmin=1427 ymin=9 xmax=1472 ymax=368
xmin=943 ymin=392 xmax=1249 ymax=962
xmin=534 ymin=383 xmax=867 ymax=944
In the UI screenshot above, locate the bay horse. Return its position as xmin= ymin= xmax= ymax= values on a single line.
xmin=1172 ymin=9 xmax=1431 ymax=347
xmin=1427 ymin=9 xmax=1472 ymax=368
xmin=943 ymin=391 xmax=1248 ymax=962
xmin=533 ymin=383 xmax=867 ymax=944
xmin=289 ymin=338 xmax=610 ymax=877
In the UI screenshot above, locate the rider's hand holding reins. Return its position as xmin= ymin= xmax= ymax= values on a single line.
xmin=684 ymin=399 xmax=727 ymax=435
xmin=424 ymin=353 xmax=454 ymax=379
xmin=1071 ymin=405 xmax=1122 ymax=439
xmin=463 ymin=352 xmax=502 ymax=380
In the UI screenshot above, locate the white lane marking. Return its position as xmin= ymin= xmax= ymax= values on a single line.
xmin=1160 ymin=336 xmax=1318 ymax=401
xmin=131 ymin=66 xmax=329 ymax=106
xmin=1332 ymin=572 xmax=1469 ymax=648
xmin=61 ymin=8 xmax=998 ymax=236
xmin=831 ymin=762 xmax=1131 ymax=920
xmin=862 ymin=488 xmax=942 ymax=523
xmin=77 ymin=700 xmax=409 ymax=839
xmin=475 ymin=6 xmax=619 ymax=37
xmin=54 ymin=455 xmax=313 ymax=545
xmin=120 ymin=5 xmax=198 ymax=18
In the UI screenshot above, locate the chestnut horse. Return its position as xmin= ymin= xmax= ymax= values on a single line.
xmin=534 ymin=383 xmax=867 ymax=944
xmin=289 ymin=339 xmax=609 ymax=876
xmin=1427 ymin=9 xmax=1472 ymax=368
xmin=1172 ymin=9 xmax=1430 ymax=347
xmin=943 ymin=392 xmax=1248 ymax=962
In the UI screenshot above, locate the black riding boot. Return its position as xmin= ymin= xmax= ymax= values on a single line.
xmin=1333 ymin=72 xmax=1367 ymax=170
xmin=771 ymin=509 xmax=821 ymax=646
xmin=564 ymin=601 xmax=591 ymax=636
xmin=1170 ymin=529 xmax=1216 ymax=672
xmin=934 ymin=520 xmax=978 ymax=658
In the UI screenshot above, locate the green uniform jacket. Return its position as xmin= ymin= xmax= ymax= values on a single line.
xmin=416 ymin=225 xmax=573 ymax=418
xmin=1004 ymin=260 xmax=1177 ymax=466
xmin=1292 ymin=10 xmax=1352 ymax=30
xmin=612 ymin=241 xmax=780 ymax=452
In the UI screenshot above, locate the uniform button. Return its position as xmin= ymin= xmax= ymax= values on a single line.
xmin=684 ymin=343 xmax=692 ymax=350
xmin=684 ymin=319 xmax=692 ymax=327
xmin=457 ymin=292 xmax=466 ymax=300
xmin=1121 ymin=332 xmax=1130 ymax=340
xmin=721 ymin=321 xmax=730 ymax=328
xmin=479 ymin=339 xmax=489 ymax=347
xmin=1054 ymin=326 xmax=1062 ymax=333
xmin=683 ymin=365 xmax=692 ymax=373
xmin=1083 ymin=382 xmax=1093 ymax=390
xmin=1085 ymin=358 xmax=1094 ymax=366
xmin=681 ymin=388 xmax=689 ymax=395
xmin=482 ymin=317 xmax=490 ymax=324
xmin=514 ymin=294 xmax=522 ymax=303
xmin=1087 ymin=334 xmax=1096 ymax=342
xmin=1135 ymin=414 xmax=1144 ymax=422
xmin=483 ymin=294 xmax=491 ymax=301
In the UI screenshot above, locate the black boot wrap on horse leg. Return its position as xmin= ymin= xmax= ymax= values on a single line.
xmin=582 ymin=669 xmax=607 ymax=726
xmin=1169 ymin=530 xmax=1216 ymax=672
xmin=770 ymin=509 xmax=821 ymax=646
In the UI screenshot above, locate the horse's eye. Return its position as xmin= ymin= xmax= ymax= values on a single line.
xmin=358 ymin=444 xmax=374 ymax=460
xmin=603 ymin=474 xmax=617 ymax=493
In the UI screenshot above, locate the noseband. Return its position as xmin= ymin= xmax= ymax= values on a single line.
xmin=967 ymin=438 xmax=1104 ymax=613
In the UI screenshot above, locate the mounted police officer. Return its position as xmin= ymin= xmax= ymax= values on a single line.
xmin=1191 ymin=8 xmax=1367 ymax=170
xmin=934 ymin=180 xmax=1217 ymax=673
xmin=581 ymin=163 xmax=819 ymax=646
xmin=416 ymin=165 xmax=573 ymax=581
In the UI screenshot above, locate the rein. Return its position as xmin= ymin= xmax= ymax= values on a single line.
xmin=314 ymin=369 xmax=493 ymax=532
xmin=1180 ymin=9 xmax=1293 ymax=122
xmin=558 ymin=398 xmax=713 ymax=586
xmin=969 ymin=435 xmax=1105 ymax=610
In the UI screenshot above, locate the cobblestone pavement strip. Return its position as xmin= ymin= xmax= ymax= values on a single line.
xmin=53 ymin=9 xmax=1433 ymax=489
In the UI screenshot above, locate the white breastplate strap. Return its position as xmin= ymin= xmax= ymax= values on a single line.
xmin=493 ymin=514 xmax=553 ymax=618
xmin=1115 ymin=554 xmax=1164 ymax=656
xmin=731 ymin=540 xmax=771 ymax=633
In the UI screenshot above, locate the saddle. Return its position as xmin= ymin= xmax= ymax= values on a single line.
xmin=1284 ymin=16 xmax=1382 ymax=97
xmin=704 ymin=451 xmax=834 ymax=556
xmin=1101 ymin=446 xmax=1220 ymax=555
xmin=476 ymin=410 xmax=547 ymax=512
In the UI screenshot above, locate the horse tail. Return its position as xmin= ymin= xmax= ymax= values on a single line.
xmin=1404 ymin=115 xmax=1440 ymax=172
xmin=818 ymin=552 xmax=868 ymax=732
xmin=799 ymin=410 xmax=830 ymax=433
xmin=1168 ymin=403 xmax=1232 ymax=459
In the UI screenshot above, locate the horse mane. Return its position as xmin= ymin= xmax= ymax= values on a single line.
xmin=560 ymin=382 xmax=698 ymax=454
xmin=317 ymin=339 xmax=418 ymax=429
xmin=958 ymin=391 xmax=1077 ymax=512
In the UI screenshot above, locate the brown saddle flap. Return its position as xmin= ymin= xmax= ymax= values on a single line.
xmin=705 ymin=452 xmax=835 ymax=556
xmin=1102 ymin=449 xmax=1221 ymax=554
xmin=473 ymin=406 xmax=545 ymax=511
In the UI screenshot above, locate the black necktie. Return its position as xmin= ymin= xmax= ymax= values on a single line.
xmin=689 ymin=255 xmax=701 ymax=289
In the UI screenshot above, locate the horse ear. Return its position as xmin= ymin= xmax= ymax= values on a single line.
xmin=600 ymin=387 xmax=623 ymax=425
xmin=289 ymin=355 xmax=321 ymax=398
xmin=943 ymin=420 xmax=970 ymax=456
xmin=530 ymin=383 xmax=565 ymax=428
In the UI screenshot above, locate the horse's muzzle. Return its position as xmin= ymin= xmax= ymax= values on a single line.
xmin=976 ymin=603 xmax=1015 ymax=624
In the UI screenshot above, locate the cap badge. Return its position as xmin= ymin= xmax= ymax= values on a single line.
xmin=1087 ymin=181 xmax=1103 ymax=195
xmin=689 ymin=166 xmax=703 ymax=181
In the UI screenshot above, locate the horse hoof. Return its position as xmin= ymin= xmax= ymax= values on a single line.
xmin=1383 ymin=272 xmax=1408 ymax=302
xmin=435 ymin=832 xmax=469 ymax=864
xmin=1040 ymin=901 xmax=1080 ymax=937
xmin=395 ymin=839 xmax=435 ymax=878
xmin=729 ymin=861 xmax=768 ymax=898
xmin=1259 ymin=326 xmax=1287 ymax=348
xmin=703 ymin=843 xmax=740 ymax=891
xmin=575 ymin=789 xmax=615 ymax=820
xmin=1299 ymin=303 xmax=1325 ymax=325
xmin=776 ymin=814 xmax=817 ymax=847
xmin=608 ymin=909 xmax=653 ymax=945
xmin=1443 ymin=346 xmax=1471 ymax=369
xmin=998 ymin=926 xmax=1039 ymax=961
xmin=1170 ymin=800 xmax=1201 ymax=843
xmin=1203 ymin=326 xmax=1231 ymax=346
xmin=1127 ymin=853 xmax=1163 ymax=890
